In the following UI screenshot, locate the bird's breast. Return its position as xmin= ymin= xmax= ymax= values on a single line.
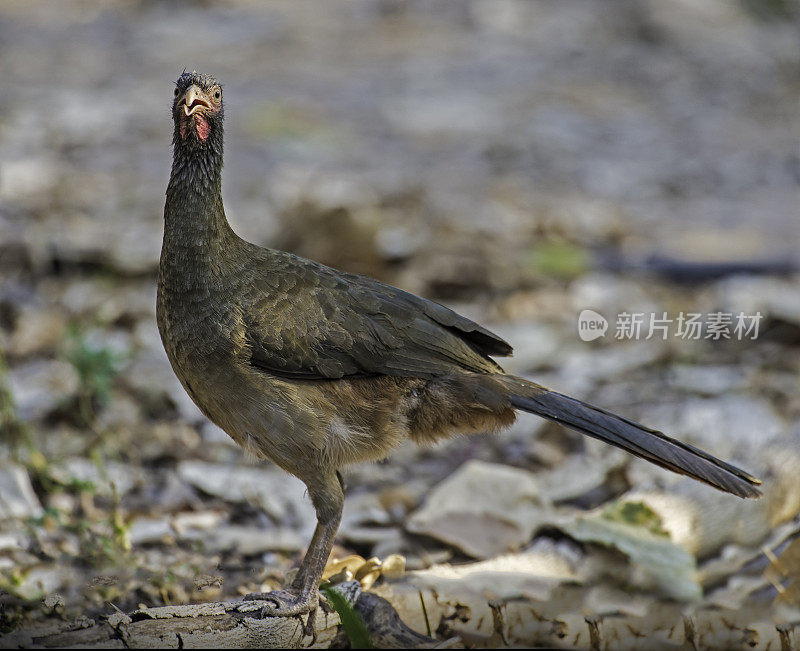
xmin=157 ymin=273 xmax=248 ymax=376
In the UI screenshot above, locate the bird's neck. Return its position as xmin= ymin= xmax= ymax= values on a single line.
xmin=163 ymin=136 xmax=236 ymax=255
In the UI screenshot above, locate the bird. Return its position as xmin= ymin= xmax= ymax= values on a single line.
xmin=157 ymin=71 xmax=761 ymax=618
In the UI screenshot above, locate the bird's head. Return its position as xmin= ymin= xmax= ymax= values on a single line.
xmin=172 ymin=70 xmax=223 ymax=148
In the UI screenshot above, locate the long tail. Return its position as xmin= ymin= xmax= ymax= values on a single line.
xmin=500 ymin=376 xmax=762 ymax=499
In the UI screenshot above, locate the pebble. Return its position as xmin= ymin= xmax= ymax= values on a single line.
xmin=7 ymin=359 xmax=78 ymax=421
xmin=127 ymin=517 xmax=174 ymax=546
xmin=0 ymin=157 xmax=59 ymax=207
xmin=0 ymin=464 xmax=42 ymax=521
xmin=667 ymin=364 xmax=749 ymax=396
xmin=638 ymin=395 xmax=783 ymax=460
xmin=11 ymin=566 xmax=71 ymax=601
xmin=6 ymin=305 xmax=67 ymax=358
xmin=49 ymin=458 xmax=146 ymax=497
xmin=177 ymin=461 xmax=317 ymax=535
xmin=196 ymin=525 xmax=305 ymax=555
xmin=714 ymin=276 xmax=800 ymax=328
xmin=406 ymin=460 xmax=545 ymax=559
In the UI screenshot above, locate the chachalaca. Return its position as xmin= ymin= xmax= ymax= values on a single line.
xmin=157 ymin=71 xmax=762 ymax=618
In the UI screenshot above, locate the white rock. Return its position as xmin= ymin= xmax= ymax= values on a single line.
xmin=411 ymin=549 xmax=580 ymax=601
xmin=49 ymin=278 xmax=155 ymax=322
xmin=7 ymin=360 xmax=78 ymax=421
xmin=564 ymin=514 xmax=701 ymax=602
xmin=187 ymin=525 xmax=304 ymax=555
xmin=7 ymin=305 xmax=67 ymax=357
xmin=12 ymin=566 xmax=71 ymax=601
xmin=341 ymin=491 xmax=392 ymax=530
xmin=0 ymin=157 xmax=59 ymax=203
xmin=0 ymin=533 xmax=27 ymax=551
xmin=714 ymin=275 xmax=800 ymax=327
xmin=269 ymin=165 xmax=378 ymax=213
xmin=340 ymin=526 xmax=402 ymax=547
xmin=177 ymin=461 xmax=317 ymax=535
xmin=624 ymin=429 xmax=800 ymax=558
xmin=383 ymin=93 xmax=501 ymax=137
xmin=171 ymin=510 xmax=225 ymax=535
xmin=374 ymin=544 xmax=583 ymax=633
xmin=557 ymin=341 xmax=666 ymax=385
xmin=128 ymin=517 xmax=174 ymax=545
xmin=37 ymin=213 xmax=161 ymax=275
xmin=487 ymin=322 xmax=561 ymax=374
xmin=637 ymin=395 xmax=783 ymax=462
xmin=106 ymin=218 xmax=162 ymax=275
xmin=537 ymin=448 xmax=628 ymax=503
xmin=570 ymin=273 xmax=660 ymax=322
xmin=668 ymin=365 xmax=748 ymax=396
xmin=0 ymin=464 xmax=42 ymax=521
xmin=49 ymin=458 xmax=145 ymax=497
xmin=124 ymin=345 xmax=204 ymax=422
xmin=406 ymin=460 xmax=547 ymax=558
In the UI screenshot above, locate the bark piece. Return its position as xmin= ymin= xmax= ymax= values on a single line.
xmin=0 ymin=592 xmax=442 ymax=649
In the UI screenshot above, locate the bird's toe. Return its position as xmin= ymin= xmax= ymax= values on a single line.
xmin=243 ymin=588 xmax=318 ymax=617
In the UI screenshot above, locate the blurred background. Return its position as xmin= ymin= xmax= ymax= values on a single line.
xmin=1 ymin=0 xmax=799 ymax=645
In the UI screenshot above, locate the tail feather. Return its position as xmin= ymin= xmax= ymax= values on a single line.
xmin=503 ymin=377 xmax=761 ymax=499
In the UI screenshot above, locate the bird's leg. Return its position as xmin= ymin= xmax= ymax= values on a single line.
xmin=244 ymin=472 xmax=344 ymax=618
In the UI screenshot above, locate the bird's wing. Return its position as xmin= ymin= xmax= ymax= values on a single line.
xmin=242 ymin=254 xmax=512 ymax=380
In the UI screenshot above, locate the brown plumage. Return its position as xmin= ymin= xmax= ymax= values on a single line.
xmin=157 ymin=71 xmax=762 ymax=617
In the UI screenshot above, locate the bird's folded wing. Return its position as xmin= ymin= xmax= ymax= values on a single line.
xmin=242 ymin=257 xmax=512 ymax=381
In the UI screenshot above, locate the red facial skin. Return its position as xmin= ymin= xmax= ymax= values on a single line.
xmin=179 ymin=114 xmax=210 ymax=141
xmin=195 ymin=115 xmax=210 ymax=140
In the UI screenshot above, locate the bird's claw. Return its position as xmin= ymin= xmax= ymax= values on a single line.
xmin=243 ymin=588 xmax=318 ymax=618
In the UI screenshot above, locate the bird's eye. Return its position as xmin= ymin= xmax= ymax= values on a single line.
xmin=214 ymin=90 xmax=221 ymax=99
xmin=174 ymin=87 xmax=180 ymax=97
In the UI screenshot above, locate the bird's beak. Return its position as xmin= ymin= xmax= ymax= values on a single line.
xmin=179 ymin=85 xmax=212 ymax=116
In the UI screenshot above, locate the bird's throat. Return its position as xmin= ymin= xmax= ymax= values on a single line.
xmin=180 ymin=114 xmax=211 ymax=141
xmin=164 ymin=127 xmax=232 ymax=253
xmin=168 ymin=121 xmax=223 ymax=198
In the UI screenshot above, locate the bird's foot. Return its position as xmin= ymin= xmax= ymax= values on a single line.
xmin=243 ymin=588 xmax=318 ymax=618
